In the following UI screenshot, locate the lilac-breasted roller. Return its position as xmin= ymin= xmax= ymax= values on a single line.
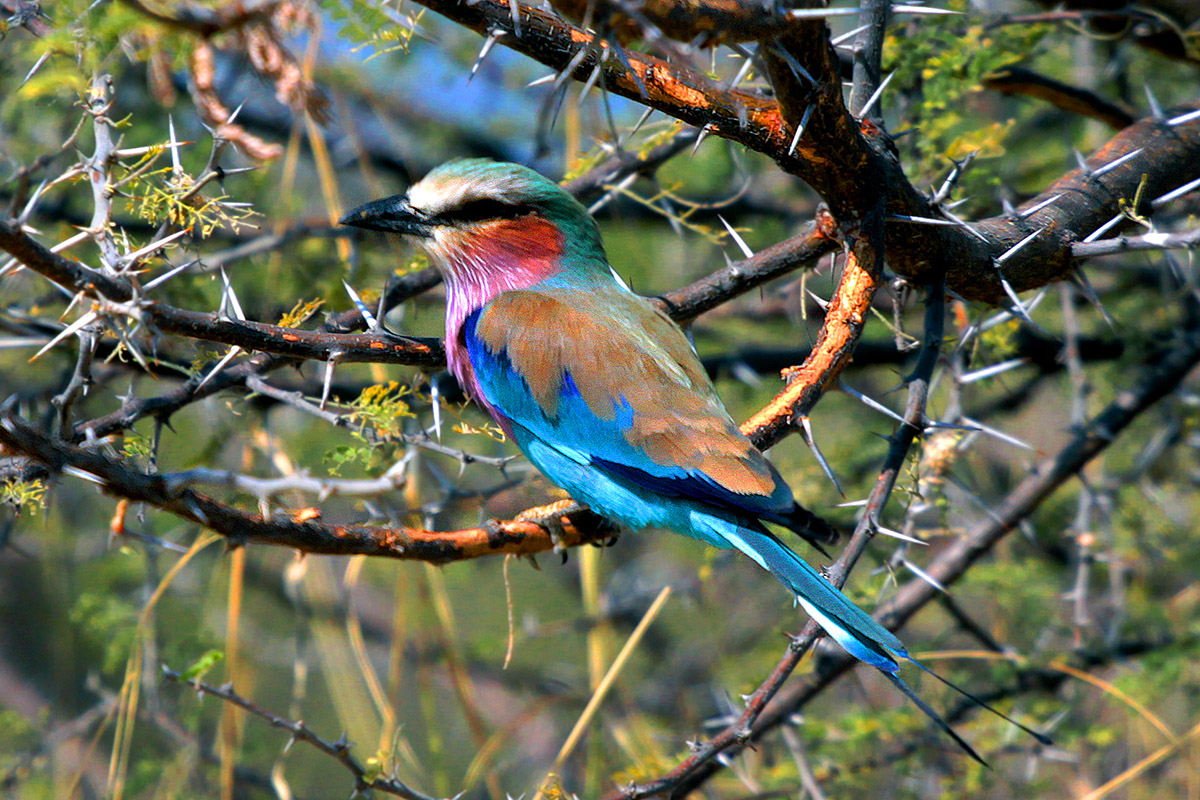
xmin=341 ymin=159 xmax=1046 ymax=762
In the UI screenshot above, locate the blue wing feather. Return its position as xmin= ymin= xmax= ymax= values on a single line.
xmin=463 ymin=306 xmax=792 ymax=522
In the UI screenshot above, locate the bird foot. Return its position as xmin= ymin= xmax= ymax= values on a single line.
xmin=515 ymin=500 xmax=620 ymax=561
xmin=516 ymin=499 xmax=579 ymax=559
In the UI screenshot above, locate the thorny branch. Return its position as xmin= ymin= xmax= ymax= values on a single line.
xmin=612 ymin=269 xmax=947 ymax=800
xmin=5 ymin=2 xmax=1200 ymax=798
xmin=0 ymin=208 xmax=834 ymax=371
xmin=407 ymin=0 xmax=1200 ymax=301
xmin=0 ymin=411 xmax=618 ymax=562
xmin=640 ymin=313 xmax=1200 ymax=800
xmin=161 ymin=667 xmax=439 ymax=800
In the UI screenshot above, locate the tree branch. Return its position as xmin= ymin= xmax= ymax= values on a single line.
xmin=0 ymin=412 xmax=618 ymax=562
xmin=658 ymin=317 xmax=1200 ymax=799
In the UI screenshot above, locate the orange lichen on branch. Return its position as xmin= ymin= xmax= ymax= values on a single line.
xmin=186 ymin=498 xmax=616 ymax=563
xmin=422 ymin=0 xmax=791 ymax=157
xmin=110 ymin=498 xmax=130 ymax=537
xmin=740 ymin=246 xmax=880 ymax=450
xmin=0 ymin=414 xmax=616 ymax=566
xmin=397 ymin=500 xmax=615 ymax=561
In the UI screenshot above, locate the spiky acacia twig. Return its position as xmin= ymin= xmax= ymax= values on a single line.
xmin=160 ymin=667 xmax=439 ymax=800
xmin=613 ymin=264 xmax=946 ymax=800
xmin=408 ymin=0 xmax=1200 ymax=303
xmin=0 ymin=210 xmax=835 ymax=372
xmin=0 ymin=412 xmax=619 ymax=561
xmin=6 ymin=4 xmax=1200 ymax=797
xmin=658 ymin=317 xmax=1200 ymax=799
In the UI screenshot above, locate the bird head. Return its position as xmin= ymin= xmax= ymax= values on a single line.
xmin=339 ymin=159 xmax=609 ymax=292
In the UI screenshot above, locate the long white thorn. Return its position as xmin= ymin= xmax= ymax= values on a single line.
xmin=196 ymin=346 xmax=241 ymax=391
xmin=1082 ymin=214 xmax=1124 ymax=243
xmin=1092 ymin=148 xmax=1143 ymax=177
xmin=1073 ymin=148 xmax=1092 ymax=176
xmin=788 ymin=105 xmax=814 ymax=157
xmin=787 ymin=7 xmax=865 ymax=19
xmin=903 ymin=558 xmax=945 ymax=590
xmin=996 ymin=227 xmax=1043 ymax=265
xmin=320 ymin=353 xmax=341 ymax=411
xmin=770 ymin=44 xmax=814 ymax=86
xmin=143 ymin=259 xmax=198 ymax=291
xmin=830 ymin=23 xmax=871 ymax=46
xmin=1016 ymin=193 xmax=1062 ymax=219
xmin=1144 ymin=85 xmax=1164 ymax=119
xmin=725 ymin=46 xmax=756 ymax=90
xmin=1152 ymin=175 xmax=1200 ymax=208
xmin=227 ymin=101 xmax=246 ymax=126
xmin=621 ymin=106 xmax=655 ymax=145
xmin=30 ymin=310 xmax=99 ymax=362
xmin=470 ymin=30 xmax=504 ymax=81
xmin=799 ymin=416 xmax=844 ymax=496
xmin=508 ymin=0 xmax=522 ymax=37
xmin=840 ymin=379 xmax=905 ymax=424
xmin=957 ymin=357 xmax=1029 ymax=384
xmin=856 ymin=71 xmax=895 ymax=119
xmin=587 ymin=172 xmax=637 ymax=215
xmin=998 ymin=277 xmax=1035 ymax=327
xmin=168 ymin=115 xmax=183 ymax=176
xmin=872 ymin=525 xmax=928 ymax=545
xmin=21 ymin=51 xmax=52 ymax=88
xmin=2 ymin=229 xmax=91 ymax=277
xmin=64 ymin=466 xmax=106 ymax=485
xmin=579 ymin=60 xmax=604 ymax=105
xmin=889 ymin=214 xmax=957 ymax=226
xmin=718 ymin=216 xmax=754 ymax=259
xmin=891 ymin=4 xmax=960 ymax=14
xmin=431 ymin=378 xmax=444 ymax=441
xmin=1071 ymin=268 xmax=1116 ymax=328
xmin=1168 ymin=108 xmax=1200 ymax=127
xmin=123 ymin=227 xmax=191 ymax=266
xmin=959 ymin=414 xmax=1034 ymax=451
xmin=17 ymin=179 xmax=49 ymax=223
xmin=219 ymin=268 xmax=245 ymax=321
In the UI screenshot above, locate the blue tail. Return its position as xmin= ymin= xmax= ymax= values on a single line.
xmin=707 ymin=518 xmax=1050 ymax=764
xmin=712 ymin=520 xmax=908 ymax=672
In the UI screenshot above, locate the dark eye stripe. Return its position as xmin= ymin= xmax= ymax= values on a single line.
xmin=442 ymin=198 xmax=537 ymax=224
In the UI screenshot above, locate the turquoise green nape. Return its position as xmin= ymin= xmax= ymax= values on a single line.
xmin=421 ymin=159 xmax=593 ymax=224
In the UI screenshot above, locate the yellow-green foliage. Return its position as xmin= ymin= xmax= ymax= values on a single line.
xmin=320 ymin=0 xmax=424 ymax=60
xmin=349 ymin=380 xmax=417 ymax=439
xmin=12 ymin=2 xmax=192 ymax=104
xmin=1 ymin=478 xmax=46 ymax=516
xmin=885 ymin=0 xmax=1050 ymax=182
xmin=124 ymin=167 xmax=259 ymax=237
xmin=277 ymin=297 xmax=326 ymax=328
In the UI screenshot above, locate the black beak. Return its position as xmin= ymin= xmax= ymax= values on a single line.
xmin=339 ymin=194 xmax=432 ymax=237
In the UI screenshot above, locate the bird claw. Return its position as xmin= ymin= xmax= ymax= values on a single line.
xmin=516 ymin=499 xmax=576 ymax=552
xmin=516 ymin=499 xmax=616 ymax=562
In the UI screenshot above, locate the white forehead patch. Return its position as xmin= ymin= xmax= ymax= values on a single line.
xmin=406 ymin=171 xmax=531 ymax=217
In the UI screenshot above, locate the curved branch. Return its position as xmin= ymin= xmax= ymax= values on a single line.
xmin=740 ymin=217 xmax=881 ymax=448
xmin=654 ymin=317 xmax=1200 ymax=799
xmin=0 ymin=413 xmax=617 ymax=561
xmin=0 ymin=211 xmax=834 ymax=371
xmin=622 ymin=268 xmax=942 ymax=800
xmin=407 ymin=0 xmax=1200 ymax=303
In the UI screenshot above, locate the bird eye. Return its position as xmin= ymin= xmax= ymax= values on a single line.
xmin=444 ymin=198 xmax=536 ymax=224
